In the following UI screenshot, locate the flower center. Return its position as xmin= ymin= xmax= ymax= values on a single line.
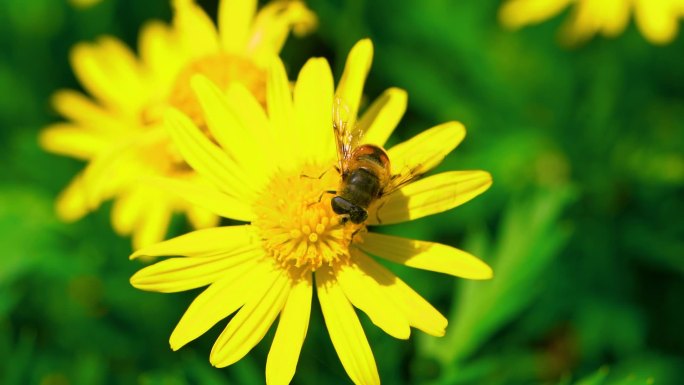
xmin=252 ymin=164 xmax=364 ymax=274
xmin=168 ymin=53 xmax=266 ymax=127
xmin=137 ymin=54 xmax=266 ymax=176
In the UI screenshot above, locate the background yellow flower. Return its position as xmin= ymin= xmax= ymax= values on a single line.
xmin=500 ymin=0 xmax=684 ymax=45
xmin=39 ymin=0 xmax=316 ymax=249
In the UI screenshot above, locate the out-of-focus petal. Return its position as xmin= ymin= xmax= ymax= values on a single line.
xmin=171 ymin=0 xmax=219 ymax=58
xmin=499 ymin=0 xmax=572 ymax=28
xmin=218 ymin=0 xmax=257 ymax=53
xmin=247 ymin=1 xmax=318 ymax=65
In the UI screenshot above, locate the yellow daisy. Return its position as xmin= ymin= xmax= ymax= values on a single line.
xmin=499 ymin=0 xmax=684 ymax=45
xmin=39 ymin=0 xmax=316 ymax=249
xmin=130 ymin=39 xmax=493 ymax=385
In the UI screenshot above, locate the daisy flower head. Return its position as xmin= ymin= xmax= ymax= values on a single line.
xmin=130 ymin=39 xmax=493 ymax=385
xmin=499 ymin=0 xmax=684 ymax=45
xmin=39 ymin=0 xmax=317 ymax=249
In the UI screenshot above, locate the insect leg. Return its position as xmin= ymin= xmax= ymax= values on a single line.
xmin=299 ymin=172 xmax=319 ymax=179
xmin=300 ymin=168 xmax=331 ymax=180
xmin=307 ymin=190 xmax=337 ymax=207
xmin=374 ymin=200 xmax=387 ymax=224
xmin=350 ymin=226 xmax=362 ymax=240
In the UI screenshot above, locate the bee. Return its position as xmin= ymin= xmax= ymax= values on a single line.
xmin=331 ymin=99 xmax=422 ymax=224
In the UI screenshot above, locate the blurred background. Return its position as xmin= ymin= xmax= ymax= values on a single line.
xmin=1 ymin=0 xmax=683 ymax=384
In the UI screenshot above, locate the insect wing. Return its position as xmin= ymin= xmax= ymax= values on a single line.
xmin=383 ymin=164 xmax=424 ymax=197
xmin=333 ymin=97 xmax=365 ymax=176
xmin=382 ymin=133 xmax=454 ymax=196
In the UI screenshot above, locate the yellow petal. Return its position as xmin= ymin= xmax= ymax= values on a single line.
xmin=51 ymin=90 xmax=131 ymax=133
xmin=72 ymin=128 xmax=164 ymax=207
xmin=218 ymin=0 xmax=257 ymax=52
xmin=354 ymin=251 xmax=447 ymax=336
xmin=316 ymin=267 xmax=380 ymax=385
xmin=210 ymin=266 xmax=290 ymax=367
xmin=337 ymin=263 xmax=411 ymax=339
xmin=293 ymin=58 xmax=335 ymax=164
xmin=186 ymin=204 xmax=220 ymax=230
xmin=335 ymin=39 xmax=373 ymax=129
xmin=358 ymin=88 xmax=407 ymax=147
xmin=370 ymin=170 xmax=492 ymax=225
xmin=225 ymin=82 xmax=277 ymax=171
xmin=130 ymin=247 xmax=262 ymax=293
xmin=172 ymin=0 xmax=219 ymax=58
xmin=111 ymin=186 xmax=147 ymax=235
xmin=601 ymin=0 xmax=631 ymax=37
xmin=164 ymin=108 xmax=257 ymax=201
xmin=130 ymin=225 xmax=257 ymax=259
xmin=266 ymin=56 xmax=298 ymax=167
xmin=387 ymin=121 xmax=465 ymax=176
xmin=139 ymin=21 xmax=184 ymax=92
xmin=190 ymin=76 xmax=270 ymax=189
xmin=131 ymin=191 xmax=173 ymax=249
xmin=225 ymin=83 xmax=271 ymax=139
xmin=69 ymin=43 xmax=113 ymax=108
xmin=560 ymin=0 xmax=630 ymax=44
xmin=39 ymin=123 xmax=109 ymax=160
xmin=247 ymin=1 xmax=318 ymax=66
xmin=70 ymin=38 xmax=147 ymax=115
xmin=360 ymin=232 xmax=493 ymax=280
xmin=78 ymin=139 xmax=146 ymax=206
xmin=499 ymin=0 xmax=572 ymax=28
xmin=148 ymin=176 xmax=254 ymax=222
xmin=55 ymin=173 xmax=90 ymax=222
xmin=266 ymin=275 xmax=312 ymax=385
xmin=170 ymin=259 xmax=268 ymax=350
xmin=634 ymin=0 xmax=680 ymax=44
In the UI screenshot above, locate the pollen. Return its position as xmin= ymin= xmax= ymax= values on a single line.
xmin=252 ymin=165 xmax=363 ymax=273
xmin=168 ymin=53 xmax=266 ymax=127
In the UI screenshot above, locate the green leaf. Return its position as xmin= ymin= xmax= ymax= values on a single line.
xmin=0 ymin=185 xmax=62 ymax=285
xmin=573 ymin=367 xmax=610 ymax=385
xmin=420 ymin=185 xmax=576 ymax=365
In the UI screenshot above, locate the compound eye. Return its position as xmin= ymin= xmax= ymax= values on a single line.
xmin=349 ymin=209 xmax=368 ymax=224
xmin=331 ymin=196 xmax=350 ymax=215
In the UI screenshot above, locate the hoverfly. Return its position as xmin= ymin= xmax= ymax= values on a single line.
xmin=331 ymin=99 xmax=422 ymax=224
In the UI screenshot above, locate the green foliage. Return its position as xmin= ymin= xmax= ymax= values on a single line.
xmin=1 ymin=0 xmax=683 ymax=384
xmin=422 ymin=186 xmax=576 ymax=366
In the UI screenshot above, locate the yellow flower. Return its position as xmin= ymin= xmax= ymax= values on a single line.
xmin=499 ymin=0 xmax=684 ymax=45
xmin=39 ymin=0 xmax=316 ymax=249
xmin=130 ymin=39 xmax=493 ymax=385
